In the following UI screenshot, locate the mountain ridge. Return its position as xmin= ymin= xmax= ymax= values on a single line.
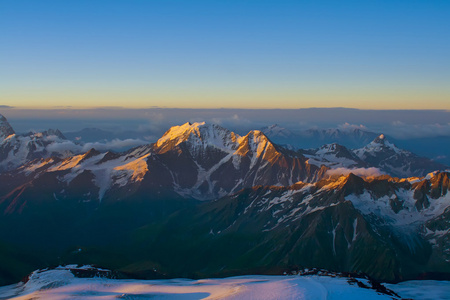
xmin=0 ymin=116 xmax=449 ymax=285
xmin=0 ymin=120 xmax=448 ymax=203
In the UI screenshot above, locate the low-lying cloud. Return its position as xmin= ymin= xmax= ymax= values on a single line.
xmin=326 ymin=167 xmax=384 ymax=177
xmin=81 ymin=139 xmax=147 ymax=152
xmin=46 ymin=139 xmax=147 ymax=154
xmin=337 ymin=122 xmax=370 ymax=132
xmin=383 ymin=122 xmax=450 ymax=139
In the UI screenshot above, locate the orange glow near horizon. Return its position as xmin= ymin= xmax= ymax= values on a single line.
xmin=3 ymin=88 xmax=450 ymax=110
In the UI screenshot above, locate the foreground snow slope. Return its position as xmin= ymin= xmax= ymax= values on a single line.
xmin=0 ymin=267 xmax=449 ymax=300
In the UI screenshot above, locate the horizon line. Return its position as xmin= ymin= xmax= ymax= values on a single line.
xmin=1 ymin=106 xmax=449 ymax=112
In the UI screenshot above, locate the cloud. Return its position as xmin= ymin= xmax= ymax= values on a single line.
xmin=383 ymin=122 xmax=450 ymax=139
xmin=43 ymin=134 xmax=66 ymax=142
xmin=433 ymin=155 xmax=447 ymax=161
xmin=392 ymin=120 xmax=404 ymax=126
xmin=46 ymin=139 xmax=147 ymax=154
xmin=207 ymin=114 xmax=254 ymax=133
xmin=92 ymin=106 xmax=125 ymax=110
xmin=46 ymin=141 xmax=82 ymax=153
xmin=137 ymin=111 xmax=167 ymax=133
xmin=0 ymin=105 xmax=14 ymax=109
xmin=81 ymin=139 xmax=147 ymax=152
xmin=210 ymin=114 xmax=243 ymax=125
xmin=326 ymin=167 xmax=384 ymax=177
xmin=337 ymin=122 xmax=370 ymax=131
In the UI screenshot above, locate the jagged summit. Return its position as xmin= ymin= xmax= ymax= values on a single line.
xmin=43 ymin=128 xmax=66 ymax=139
xmin=376 ymin=133 xmax=385 ymax=141
xmin=356 ymin=133 xmax=403 ymax=155
xmin=372 ymin=133 xmax=395 ymax=146
xmin=0 ymin=113 xmax=15 ymax=139
xmin=155 ymin=122 xmax=238 ymax=153
xmin=371 ymin=134 xmax=394 ymax=147
xmin=234 ymin=129 xmax=279 ymax=159
xmin=352 ymin=134 xmax=447 ymax=178
xmin=155 ymin=122 xmax=278 ymax=158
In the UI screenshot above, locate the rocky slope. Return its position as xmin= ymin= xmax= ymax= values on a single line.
xmin=140 ymin=172 xmax=450 ymax=281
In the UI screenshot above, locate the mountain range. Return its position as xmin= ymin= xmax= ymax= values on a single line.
xmin=0 ymin=114 xmax=449 ymax=285
xmin=261 ymin=124 xmax=450 ymax=166
xmin=261 ymin=124 xmax=379 ymax=149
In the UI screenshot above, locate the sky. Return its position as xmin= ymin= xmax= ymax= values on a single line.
xmin=1 ymin=0 xmax=449 ymax=110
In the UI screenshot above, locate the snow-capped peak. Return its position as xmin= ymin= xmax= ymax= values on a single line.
xmin=155 ymin=122 xmax=239 ymax=153
xmin=358 ymin=134 xmax=402 ymax=154
xmin=0 ymin=113 xmax=15 ymax=140
xmin=373 ymin=134 xmax=386 ymax=144
xmin=156 ymin=122 xmax=206 ymax=147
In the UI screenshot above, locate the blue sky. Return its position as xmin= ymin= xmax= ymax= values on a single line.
xmin=1 ymin=0 xmax=449 ymax=109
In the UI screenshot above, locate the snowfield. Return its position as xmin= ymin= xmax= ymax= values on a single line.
xmin=0 ymin=267 xmax=449 ymax=300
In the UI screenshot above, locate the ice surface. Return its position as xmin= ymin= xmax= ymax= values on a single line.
xmin=3 ymin=268 xmax=444 ymax=300
xmin=385 ymin=280 xmax=450 ymax=300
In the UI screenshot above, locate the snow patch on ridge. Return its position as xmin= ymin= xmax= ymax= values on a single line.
xmin=22 ymin=145 xmax=153 ymax=200
xmin=113 ymin=153 xmax=150 ymax=184
xmin=346 ymin=189 xmax=450 ymax=227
